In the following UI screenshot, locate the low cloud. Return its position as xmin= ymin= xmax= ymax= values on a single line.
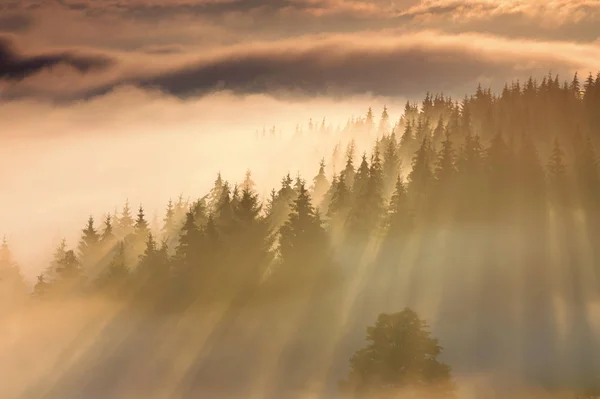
xmin=0 ymin=12 xmax=35 ymax=33
xmin=400 ymin=0 xmax=600 ymax=42
xmin=0 ymin=35 xmax=114 ymax=81
xmin=3 ymin=31 xmax=599 ymax=102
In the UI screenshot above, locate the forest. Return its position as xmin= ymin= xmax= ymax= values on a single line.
xmin=2 ymin=72 xmax=600 ymax=399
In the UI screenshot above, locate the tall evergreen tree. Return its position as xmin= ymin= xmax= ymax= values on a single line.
xmin=135 ymin=205 xmax=150 ymax=239
xmin=119 ymin=200 xmax=134 ymax=237
xmin=311 ymin=158 xmax=330 ymax=205
xmin=101 ymin=214 xmax=115 ymax=243
xmin=379 ymin=105 xmax=390 ymax=134
xmin=387 ymin=175 xmax=412 ymax=235
xmin=341 ymin=141 xmax=356 ymax=189
xmin=383 ymin=132 xmax=401 ymax=197
xmin=278 ymin=181 xmax=332 ymax=281
xmin=407 ymin=137 xmax=433 ymax=206
xmin=78 ymin=216 xmax=99 ymax=267
xmin=434 ymin=132 xmax=457 ymax=189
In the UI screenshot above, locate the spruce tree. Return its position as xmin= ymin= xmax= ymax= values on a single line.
xmin=387 ymin=175 xmax=411 ymax=235
xmin=119 ymin=200 xmax=134 ymax=237
xmin=341 ymin=141 xmax=356 ymax=189
xmin=78 ymin=216 xmax=99 ymax=267
xmin=45 ymin=238 xmax=67 ymax=282
xmin=135 ymin=205 xmax=150 ymax=239
xmin=434 ymin=132 xmax=457 ymax=189
xmin=311 ymin=158 xmax=329 ymax=205
xmin=209 ymin=172 xmax=225 ymax=213
xmin=383 ymin=133 xmax=401 ymax=197
xmin=353 ymin=153 xmax=370 ymax=199
xmin=399 ymin=120 xmax=414 ymax=157
xmin=379 ymin=105 xmax=390 ymax=134
xmin=278 ymin=181 xmax=332 ymax=280
xmin=407 ymin=137 xmax=433 ymax=205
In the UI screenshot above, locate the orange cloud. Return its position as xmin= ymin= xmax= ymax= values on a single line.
xmin=2 ymin=31 xmax=599 ymax=102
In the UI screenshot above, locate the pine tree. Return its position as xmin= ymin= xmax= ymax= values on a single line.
xmin=327 ymin=174 xmax=351 ymax=222
xmin=365 ymin=107 xmax=374 ymax=133
xmin=230 ymin=185 xmax=272 ymax=290
xmin=432 ymin=115 xmax=445 ymax=144
xmin=101 ymin=214 xmax=115 ymax=243
xmin=99 ymin=241 xmax=129 ymax=292
xmin=340 ymin=309 xmax=455 ymax=398
xmin=119 ymin=200 xmax=134 ymax=237
xmin=387 ymin=175 xmax=411 ymax=235
xmin=55 ymin=250 xmax=82 ymax=292
xmin=209 ymin=172 xmax=225 ymax=213
xmin=407 ymin=137 xmax=433 ymax=204
xmin=162 ymin=199 xmax=176 ymax=238
xmin=341 ymin=141 xmax=356 ymax=189
xmin=434 ymin=132 xmax=456 ymax=188
xmin=243 ymin=169 xmax=256 ymax=191
xmin=399 ymin=120 xmax=414 ymax=156
xmin=379 ymin=105 xmax=390 ymax=134
xmin=383 ymin=133 xmax=401 ymax=196
xmin=278 ymin=182 xmax=332 ymax=280
xmin=353 ymin=153 xmax=370 ymax=199
xmin=311 ymin=158 xmax=329 ymax=205
xmin=174 ymin=211 xmax=203 ymax=286
xmin=78 ymin=216 xmax=99 ymax=267
xmin=46 ymin=238 xmax=67 ymax=282
xmin=216 ymin=181 xmax=234 ymax=229
xmin=135 ymin=205 xmax=150 ymax=238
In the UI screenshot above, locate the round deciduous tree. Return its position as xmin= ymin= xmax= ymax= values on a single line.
xmin=340 ymin=308 xmax=456 ymax=399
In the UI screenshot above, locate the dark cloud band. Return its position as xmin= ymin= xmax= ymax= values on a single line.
xmin=0 ymin=36 xmax=115 ymax=80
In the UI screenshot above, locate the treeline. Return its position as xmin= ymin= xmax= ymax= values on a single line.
xmin=1 ymin=71 xmax=600 ymax=310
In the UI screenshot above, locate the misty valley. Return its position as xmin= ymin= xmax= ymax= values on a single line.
xmin=2 ymin=73 xmax=600 ymax=399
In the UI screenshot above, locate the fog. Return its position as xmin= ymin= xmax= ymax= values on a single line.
xmin=3 ymin=75 xmax=600 ymax=399
xmin=0 ymin=87 xmax=404 ymax=280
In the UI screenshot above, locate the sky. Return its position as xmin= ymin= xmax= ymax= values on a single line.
xmin=1 ymin=0 xmax=600 ymax=278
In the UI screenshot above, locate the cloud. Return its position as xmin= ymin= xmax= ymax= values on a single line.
xmin=3 ymin=31 xmax=599 ymax=102
xmin=0 ymin=35 xmax=114 ymax=81
xmin=399 ymin=0 xmax=600 ymax=42
xmin=0 ymin=12 xmax=35 ymax=33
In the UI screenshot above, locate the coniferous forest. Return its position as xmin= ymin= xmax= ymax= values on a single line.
xmin=2 ymin=72 xmax=600 ymax=399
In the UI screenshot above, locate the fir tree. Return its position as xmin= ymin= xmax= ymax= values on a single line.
xmin=407 ymin=137 xmax=433 ymax=205
xmin=119 ymin=200 xmax=134 ymax=236
xmin=78 ymin=216 xmax=99 ymax=266
xmin=387 ymin=175 xmax=411 ymax=235
xmin=162 ymin=199 xmax=176 ymax=238
xmin=243 ymin=169 xmax=256 ymax=191
xmin=311 ymin=158 xmax=329 ymax=205
xmin=383 ymin=133 xmax=401 ymax=196
xmin=353 ymin=153 xmax=370 ymax=199
xmin=278 ymin=181 xmax=332 ymax=280
xmin=101 ymin=214 xmax=115 ymax=242
xmin=209 ymin=172 xmax=225 ymax=213
xmin=135 ymin=205 xmax=150 ymax=238
xmin=434 ymin=132 xmax=457 ymax=188
xmin=379 ymin=105 xmax=390 ymax=134
xmin=341 ymin=141 xmax=356 ymax=189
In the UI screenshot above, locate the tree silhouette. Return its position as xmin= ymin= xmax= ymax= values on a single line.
xmin=340 ymin=309 xmax=455 ymax=398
